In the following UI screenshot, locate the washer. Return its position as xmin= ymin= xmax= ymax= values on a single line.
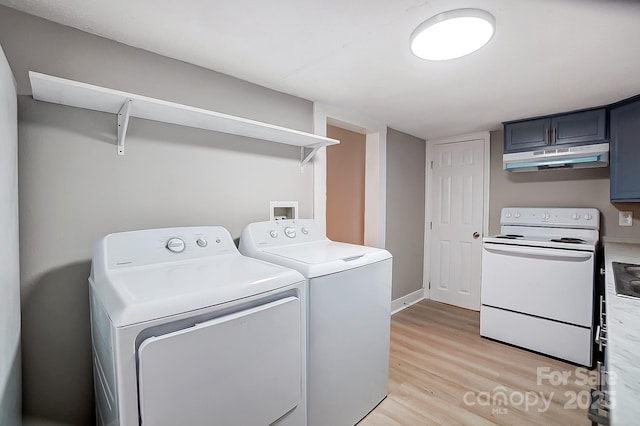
xmin=89 ymin=226 xmax=307 ymax=426
xmin=239 ymin=219 xmax=392 ymax=426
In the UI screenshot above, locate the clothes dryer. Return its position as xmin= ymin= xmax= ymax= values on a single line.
xmin=89 ymin=226 xmax=306 ymax=426
xmin=239 ymin=219 xmax=392 ymax=426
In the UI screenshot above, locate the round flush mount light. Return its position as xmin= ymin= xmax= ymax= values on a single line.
xmin=410 ymin=8 xmax=495 ymax=61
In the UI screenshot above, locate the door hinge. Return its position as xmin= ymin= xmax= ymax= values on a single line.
xmin=428 ymin=281 xmax=431 ymax=290
xmin=430 ymin=221 xmax=432 ymax=230
xmin=430 ymin=160 xmax=433 ymax=169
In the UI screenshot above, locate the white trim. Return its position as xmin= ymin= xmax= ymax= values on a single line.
xmin=312 ymin=103 xmax=387 ymax=248
xmin=391 ymin=289 xmax=425 ymax=315
xmin=423 ymin=131 xmax=491 ymax=301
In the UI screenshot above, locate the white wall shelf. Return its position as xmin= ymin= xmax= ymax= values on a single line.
xmin=28 ymin=71 xmax=339 ymax=163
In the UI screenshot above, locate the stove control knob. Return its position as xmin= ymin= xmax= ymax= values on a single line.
xmin=166 ymin=237 xmax=186 ymax=253
xmin=542 ymin=212 xmax=550 ymax=220
xmin=584 ymin=213 xmax=592 ymax=220
xmin=284 ymin=227 xmax=296 ymax=238
xmin=573 ymin=213 xmax=581 ymax=220
xmin=269 ymin=230 xmax=278 ymax=238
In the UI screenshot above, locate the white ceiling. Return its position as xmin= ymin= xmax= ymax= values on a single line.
xmin=2 ymin=0 xmax=640 ymax=140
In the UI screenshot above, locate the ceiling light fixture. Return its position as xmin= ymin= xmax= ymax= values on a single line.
xmin=410 ymin=8 xmax=495 ymax=61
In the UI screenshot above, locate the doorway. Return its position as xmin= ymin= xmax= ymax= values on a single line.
xmin=312 ymin=104 xmax=387 ymax=248
xmin=426 ymin=132 xmax=490 ymax=311
xmin=326 ymin=125 xmax=366 ymax=244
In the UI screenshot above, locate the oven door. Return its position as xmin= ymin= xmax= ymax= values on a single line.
xmin=481 ymin=242 xmax=594 ymax=326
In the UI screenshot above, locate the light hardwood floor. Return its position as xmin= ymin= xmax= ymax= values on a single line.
xmin=359 ymin=300 xmax=591 ymax=425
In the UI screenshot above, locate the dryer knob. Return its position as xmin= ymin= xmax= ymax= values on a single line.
xmin=166 ymin=238 xmax=186 ymax=253
xmin=301 ymin=227 xmax=309 ymax=235
xmin=196 ymin=237 xmax=208 ymax=248
xmin=269 ymin=230 xmax=278 ymax=238
xmin=284 ymin=227 xmax=296 ymax=238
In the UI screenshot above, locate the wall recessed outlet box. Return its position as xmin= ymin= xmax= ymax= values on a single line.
xmin=619 ymin=211 xmax=633 ymax=227
xmin=270 ymin=201 xmax=299 ymax=221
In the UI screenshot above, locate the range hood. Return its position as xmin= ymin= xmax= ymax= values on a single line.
xmin=503 ymin=143 xmax=609 ymax=172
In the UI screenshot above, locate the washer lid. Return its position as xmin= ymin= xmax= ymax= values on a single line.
xmin=90 ymin=254 xmax=304 ymax=327
xmin=261 ymin=241 xmax=391 ymax=278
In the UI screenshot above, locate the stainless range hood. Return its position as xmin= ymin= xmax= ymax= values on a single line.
xmin=503 ymin=142 xmax=609 ymax=172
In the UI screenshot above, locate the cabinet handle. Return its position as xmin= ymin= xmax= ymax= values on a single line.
xmin=544 ymin=127 xmax=550 ymax=145
xmin=552 ymin=127 xmax=557 ymax=144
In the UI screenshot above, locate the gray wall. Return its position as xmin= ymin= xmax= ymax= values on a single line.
xmin=489 ymin=129 xmax=640 ymax=238
xmin=385 ymin=128 xmax=425 ymax=301
xmin=0 ymin=6 xmax=315 ymax=425
xmin=0 ymin=43 xmax=21 ymax=426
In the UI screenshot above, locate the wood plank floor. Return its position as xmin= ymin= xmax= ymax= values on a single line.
xmin=359 ymin=300 xmax=591 ymax=425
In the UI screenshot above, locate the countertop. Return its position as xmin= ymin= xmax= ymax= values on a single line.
xmin=603 ymin=241 xmax=640 ymax=425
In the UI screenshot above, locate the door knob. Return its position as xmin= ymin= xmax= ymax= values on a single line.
xmin=473 ymin=232 xmax=480 ymax=239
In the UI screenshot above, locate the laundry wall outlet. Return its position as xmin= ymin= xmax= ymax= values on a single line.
xmin=270 ymin=201 xmax=298 ymax=221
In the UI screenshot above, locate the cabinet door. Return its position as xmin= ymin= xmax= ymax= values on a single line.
xmin=552 ymin=108 xmax=607 ymax=146
xmin=610 ymin=99 xmax=640 ymax=201
xmin=504 ymin=118 xmax=550 ymax=153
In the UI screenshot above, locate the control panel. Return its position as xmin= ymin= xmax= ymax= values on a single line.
xmin=500 ymin=208 xmax=600 ymax=229
xmin=240 ymin=219 xmax=326 ymax=250
xmin=104 ymin=226 xmax=237 ymax=269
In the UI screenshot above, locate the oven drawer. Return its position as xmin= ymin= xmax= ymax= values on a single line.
xmin=480 ymin=305 xmax=593 ymax=366
xmin=481 ymin=243 xmax=594 ymax=326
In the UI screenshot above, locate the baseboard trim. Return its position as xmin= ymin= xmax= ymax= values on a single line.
xmin=391 ymin=289 xmax=424 ymax=315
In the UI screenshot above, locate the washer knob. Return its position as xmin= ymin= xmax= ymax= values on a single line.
xmin=301 ymin=227 xmax=309 ymax=235
xmin=284 ymin=227 xmax=296 ymax=238
xmin=196 ymin=237 xmax=208 ymax=248
xmin=573 ymin=213 xmax=581 ymax=220
xmin=166 ymin=238 xmax=186 ymax=253
xmin=269 ymin=230 xmax=278 ymax=238
xmin=542 ymin=212 xmax=550 ymax=220
xmin=514 ymin=212 xmax=521 ymax=218
xmin=584 ymin=213 xmax=592 ymax=220
xmin=505 ymin=212 xmax=512 ymax=218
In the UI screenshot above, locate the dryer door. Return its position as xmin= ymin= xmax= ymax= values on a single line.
xmin=137 ymin=296 xmax=301 ymax=426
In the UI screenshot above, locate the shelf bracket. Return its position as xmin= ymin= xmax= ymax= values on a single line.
xmin=300 ymin=145 xmax=323 ymax=172
xmin=117 ymin=98 xmax=133 ymax=156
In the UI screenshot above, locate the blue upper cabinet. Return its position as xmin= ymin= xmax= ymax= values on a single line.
xmin=503 ymin=118 xmax=549 ymax=152
xmin=610 ymin=97 xmax=640 ymax=201
xmin=504 ymin=108 xmax=608 ymax=153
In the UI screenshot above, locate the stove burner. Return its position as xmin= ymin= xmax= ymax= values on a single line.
xmin=550 ymin=237 xmax=585 ymax=244
xmin=495 ymin=234 xmax=524 ymax=239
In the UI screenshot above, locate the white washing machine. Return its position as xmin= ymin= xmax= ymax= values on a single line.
xmin=89 ymin=226 xmax=307 ymax=426
xmin=239 ymin=219 xmax=392 ymax=426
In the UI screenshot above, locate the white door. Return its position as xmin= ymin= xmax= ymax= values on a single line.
xmin=428 ymin=137 xmax=485 ymax=310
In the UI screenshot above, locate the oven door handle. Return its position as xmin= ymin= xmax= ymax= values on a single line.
xmin=483 ymin=243 xmax=593 ymax=261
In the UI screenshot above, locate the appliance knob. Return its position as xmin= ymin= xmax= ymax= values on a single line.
xmin=514 ymin=212 xmax=521 ymax=218
xmin=573 ymin=213 xmax=581 ymax=220
xmin=301 ymin=227 xmax=309 ymax=235
xmin=196 ymin=237 xmax=208 ymax=248
xmin=166 ymin=237 xmax=186 ymax=253
xmin=584 ymin=213 xmax=592 ymax=220
xmin=505 ymin=212 xmax=512 ymax=218
xmin=542 ymin=212 xmax=550 ymax=220
xmin=284 ymin=227 xmax=296 ymax=238
xmin=269 ymin=230 xmax=278 ymax=238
